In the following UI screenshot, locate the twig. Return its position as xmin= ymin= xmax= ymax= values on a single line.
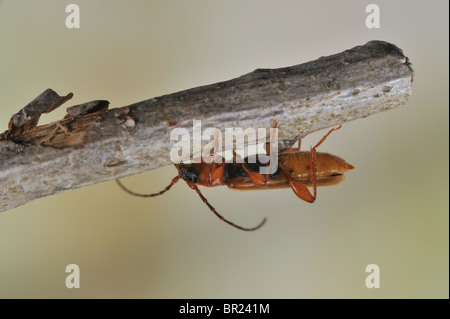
xmin=0 ymin=40 xmax=414 ymax=212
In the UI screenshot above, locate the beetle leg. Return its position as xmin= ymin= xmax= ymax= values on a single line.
xmin=184 ymin=180 xmax=267 ymax=231
xmin=116 ymin=176 xmax=180 ymax=197
xmin=307 ymin=124 xmax=342 ymax=200
xmin=260 ymin=120 xmax=279 ymax=181
xmin=281 ymin=125 xmax=343 ymax=203
xmin=242 ymin=164 xmax=267 ymax=186
xmin=312 ymin=125 xmax=342 ymax=149
xmin=267 ymin=120 xmax=278 ymax=157
xmin=209 ymin=162 xmax=225 ymax=184
xmin=209 ymin=128 xmax=225 ymax=184
xmin=235 ymin=149 xmax=267 ymax=185
xmin=282 ymin=138 xmax=302 ymax=153
xmin=279 ymin=165 xmax=316 ymax=203
xmin=240 ymin=120 xmax=279 ymax=186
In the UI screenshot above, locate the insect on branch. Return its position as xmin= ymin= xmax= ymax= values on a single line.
xmin=0 ymin=40 xmax=414 ymax=213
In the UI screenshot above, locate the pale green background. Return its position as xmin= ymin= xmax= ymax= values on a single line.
xmin=0 ymin=1 xmax=448 ymax=298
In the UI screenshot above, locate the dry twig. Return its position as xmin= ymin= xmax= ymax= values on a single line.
xmin=0 ymin=40 xmax=414 ymax=212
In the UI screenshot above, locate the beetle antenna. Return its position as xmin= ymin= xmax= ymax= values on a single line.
xmin=116 ymin=176 xmax=180 ymax=197
xmin=185 ymin=180 xmax=267 ymax=231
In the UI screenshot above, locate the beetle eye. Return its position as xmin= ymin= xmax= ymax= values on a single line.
xmin=182 ymin=167 xmax=199 ymax=183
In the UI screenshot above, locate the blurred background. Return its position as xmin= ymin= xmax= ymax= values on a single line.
xmin=0 ymin=0 xmax=447 ymax=298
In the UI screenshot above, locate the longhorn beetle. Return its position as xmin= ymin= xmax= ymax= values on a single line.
xmin=116 ymin=123 xmax=354 ymax=231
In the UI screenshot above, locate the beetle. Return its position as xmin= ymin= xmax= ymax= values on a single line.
xmin=116 ymin=124 xmax=354 ymax=231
